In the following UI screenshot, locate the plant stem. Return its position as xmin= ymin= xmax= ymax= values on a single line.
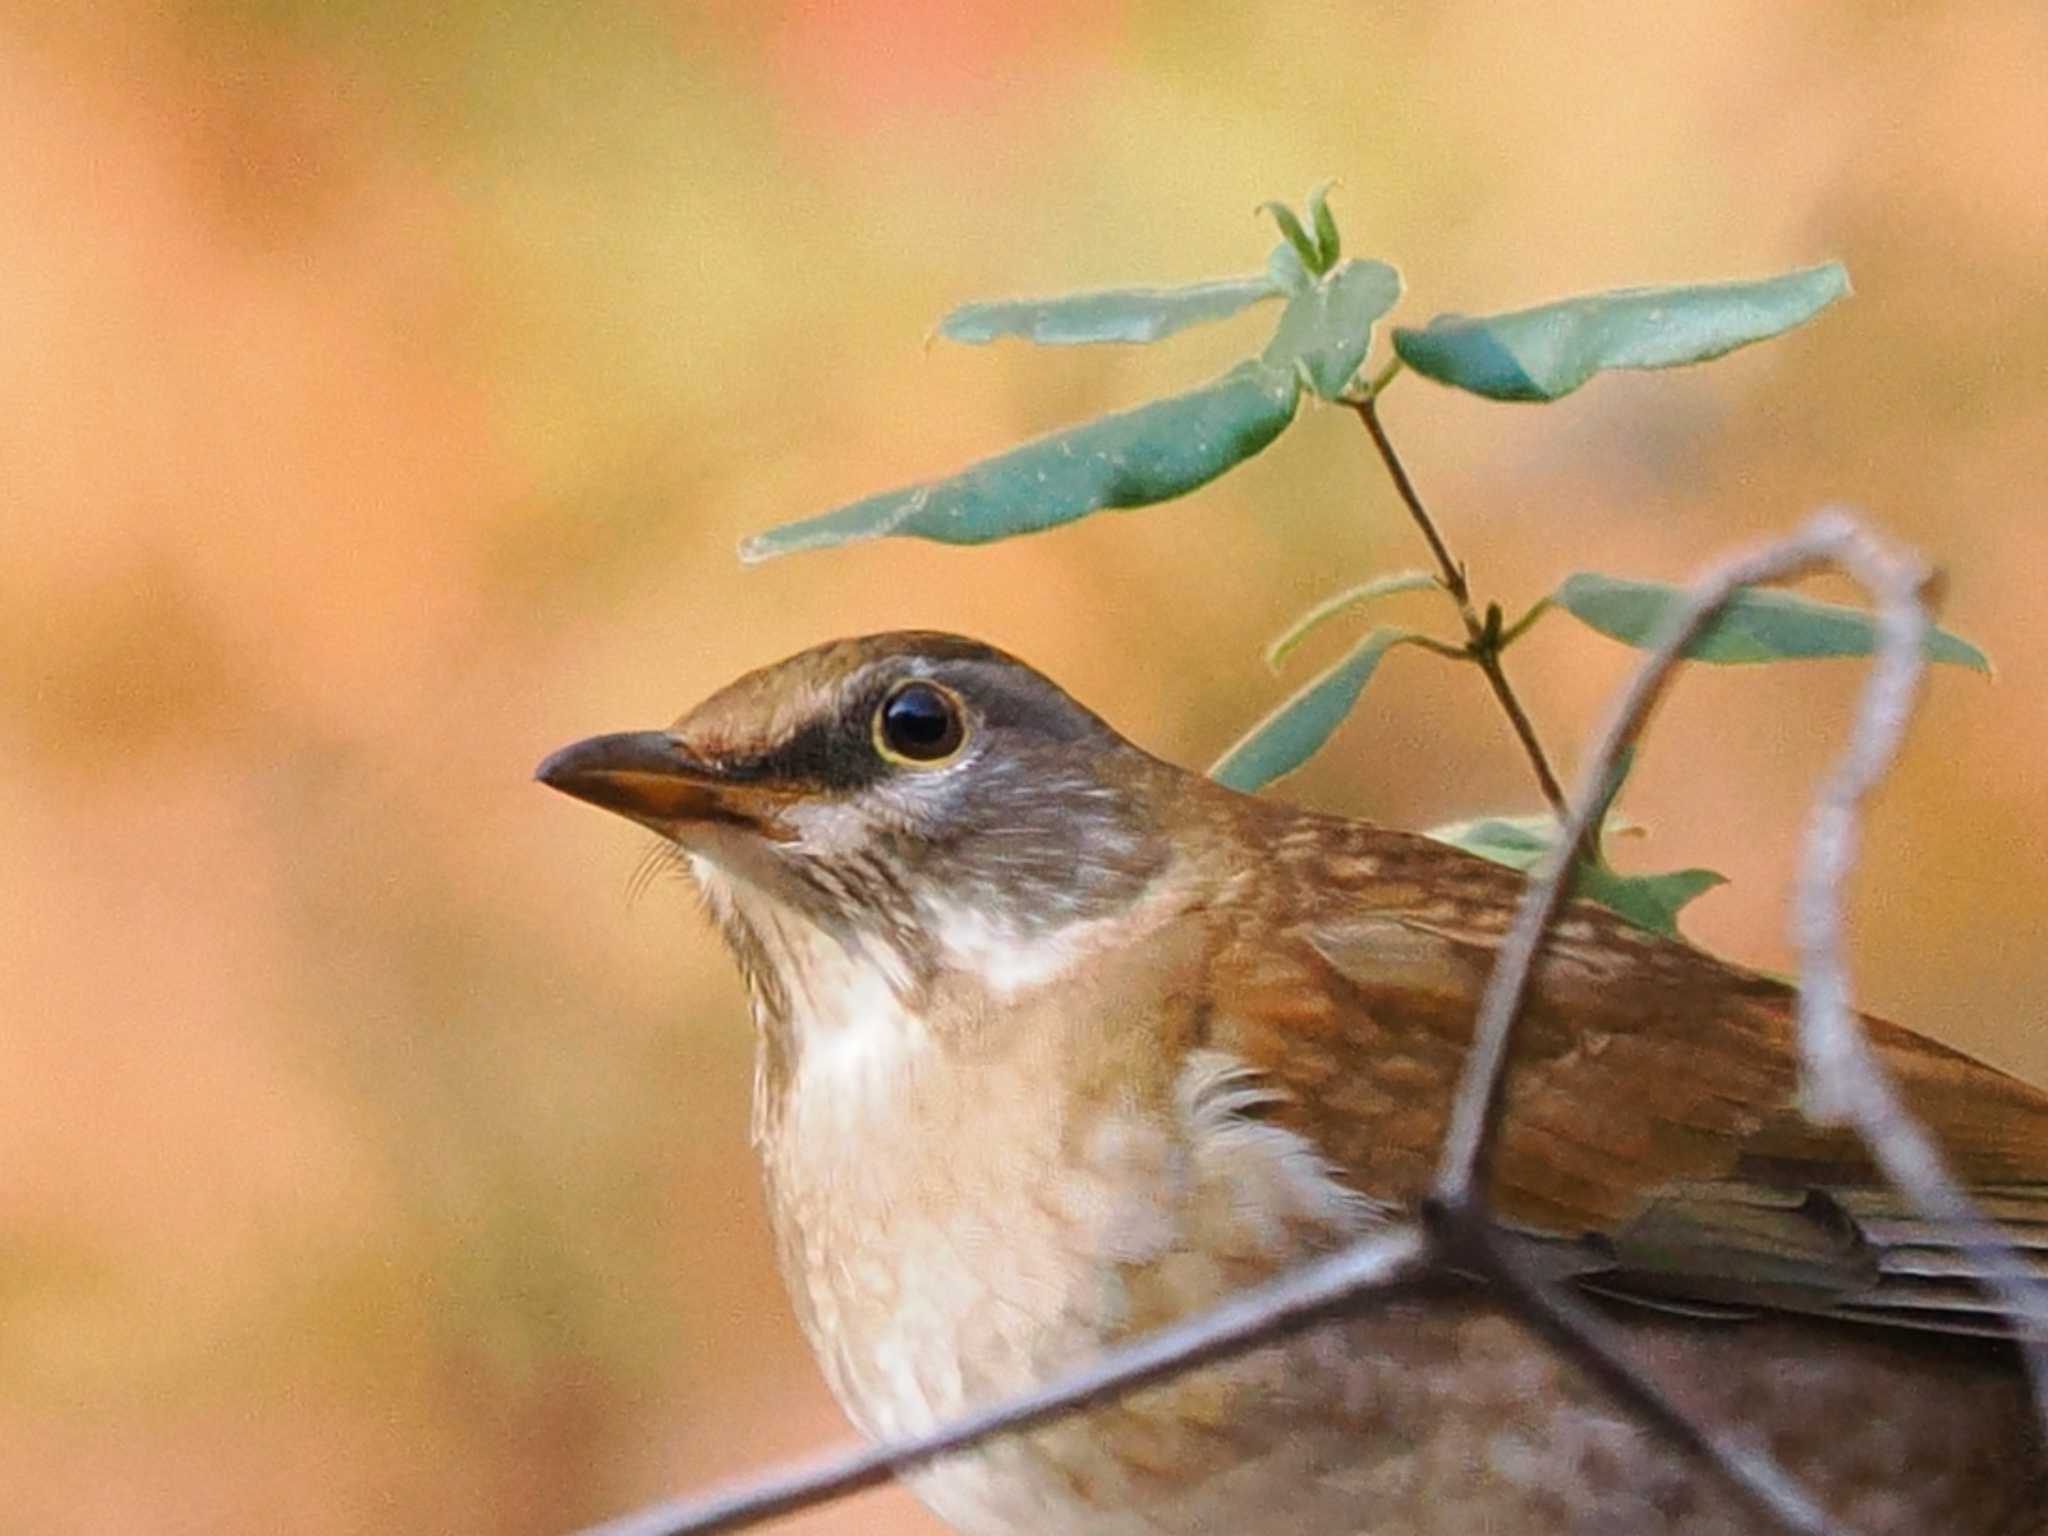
xmin=1361 ymin=355 xmax=1406 ymax=399
xmin=1351 ymin=395 xmax=1568 ymax=817
xmin=1403 ymin=635 xmax=1474 ymax=661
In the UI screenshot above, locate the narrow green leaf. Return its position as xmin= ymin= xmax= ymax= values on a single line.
xmin=1578 ymin=864 xmax=1728 ymax=939
xmin=1392 ymin=262 xmax=1850 ymax=403
xmin=1258 ymin=200 xmax=1323 ymax=275
xmin=1307 ymin=180 xmax=1341 ymax=269
xmin=1265 ymin=570 xmax=1437 ymax=668
xmin=938 ymin=275 xmax=1282 ymax=346
xmin=1554 ymin=572 xmax=1990 ymax=672
xmin=1430 ymin=808 xmax=1650 ymax=861
xmin=739 ymin=360 xmax=1302 ymax=562
xmin=1495 ymin=595 xmax=1555 ymax=650
xmin=1584 ymin=741 xmax=1638 ymax=849
xmin=1210 ymin=627 xmax=1416 ymax=792
xmin=1425 ymin=813 xmax=1554 ymax=871
xmin=1262 ymin=259 xmax=1403 ymax=401
xmin=1426 ymin=811 xmax=1724 ymax=939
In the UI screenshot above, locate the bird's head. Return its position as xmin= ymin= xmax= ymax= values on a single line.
xmin=537 ymin=633 xmax=1172 ymax=993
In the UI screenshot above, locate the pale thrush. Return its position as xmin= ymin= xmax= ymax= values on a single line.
xmin=539 ymin=631 xmax=2048 ymax=1536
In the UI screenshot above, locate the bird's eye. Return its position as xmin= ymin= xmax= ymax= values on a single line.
xmin=875 ymin=681 xmax=967 ymax=765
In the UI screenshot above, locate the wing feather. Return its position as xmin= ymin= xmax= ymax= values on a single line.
xmin=1203 ymin=820 xmax=2048 ymax=1341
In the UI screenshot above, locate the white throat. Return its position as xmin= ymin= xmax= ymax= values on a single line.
xmin=685 ymin=843 xmax=1188 ymax=1154
xmin=689 ymin=853 xmax=931 ymax=1141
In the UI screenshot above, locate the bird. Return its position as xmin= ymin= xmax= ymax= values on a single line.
xmin=538 ymin=630 xmax=2048 ymax=1536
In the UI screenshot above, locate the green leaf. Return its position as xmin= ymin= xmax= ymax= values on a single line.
xmin=1258 ymin=200 xmax=1323 ymax=275
xmin=1265 ymin=240 xmax=1312 ymax=296
xmin=938 ymin=275 xmax=1282 ymax=346
xmin=1265 ymin=570 xmax=1437 ymax=667
xmin=1578 ymin=864 xmax=1728 ymax=939
xmin=1425 ymin=813 xmax=1555 ymax=871
xmin=1426 ymin=812 xmax=1725 ymax=939
xmin=1392 ymin=262 xmax=1850 ymax=403
xmin=1583 ymin=741 xmax=1638 ymax=849
xmin=1306 ymin=180 xmax=1341 ymax=269
xmin=1495 ymin=595 xmax=1555 ymax=650
xmin=1262 ymin=259 xmax=1403 ymax=401
xmin=1554 ymin=572 xmax=1990 ymax=672
xmin=1210 ymin=627 xmax=1416 ymax=792
xmin=739 ymin=360 xmax=1302 ymax=562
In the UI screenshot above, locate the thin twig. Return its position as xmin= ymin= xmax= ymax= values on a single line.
xmin=1414 ymin=512 xmax=1921 ymax=1536
xmin=574 ymin=1227 xmax=1432 ymax=1536
xmin=1353 ymin=395 xmax=1465 ymax=599
xmin=1350 ymin=395 xmax=1568 ymax=816
xmin=1434 ymin=510 xmax=1887 ymax=1204
xmin=1432 ymin=504 xmax=2046 ymax=1514
xmin=1784 ymin=509 xmax=2048 ymax=1425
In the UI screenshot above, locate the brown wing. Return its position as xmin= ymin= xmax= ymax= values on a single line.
xmin=1200 ymin=816 xmax=2048 ymax=1339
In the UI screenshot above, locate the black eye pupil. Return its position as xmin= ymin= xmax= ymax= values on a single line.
xmin=880 ymin=683 xmax=964 ymax=761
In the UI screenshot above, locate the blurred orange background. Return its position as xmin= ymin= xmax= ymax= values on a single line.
xmin=3 ymin=3 xmax=2045 ymax=1533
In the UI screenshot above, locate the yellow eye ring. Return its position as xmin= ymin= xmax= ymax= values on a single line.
xmin=874 ymin=680 xmax=968 ymax=766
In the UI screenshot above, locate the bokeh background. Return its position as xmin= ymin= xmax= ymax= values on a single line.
xmin=4 ymin=3 xmax=2045 ymax=1532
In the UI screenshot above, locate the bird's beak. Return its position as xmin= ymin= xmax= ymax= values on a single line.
xmin=535 ymin=730 xmax=797 ymax=838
